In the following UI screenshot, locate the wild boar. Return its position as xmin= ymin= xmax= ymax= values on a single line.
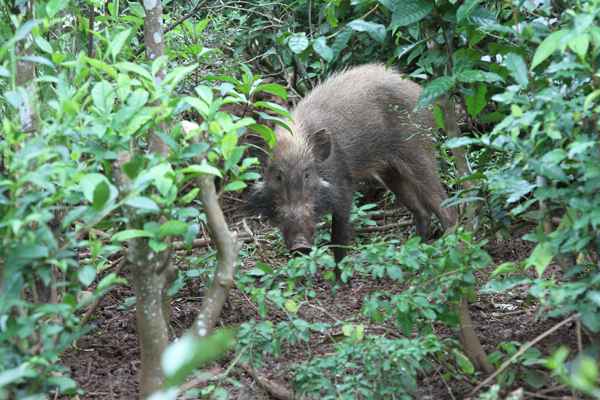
xmin=250 ymin=63 xmax=457 ymax=263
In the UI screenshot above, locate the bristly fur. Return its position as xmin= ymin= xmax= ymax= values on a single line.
xmin=247 ymin=63 xmax=456 ymax=262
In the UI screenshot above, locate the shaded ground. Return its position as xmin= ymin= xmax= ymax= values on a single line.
xmin=61 ymin=199 xmax=578 ymax=400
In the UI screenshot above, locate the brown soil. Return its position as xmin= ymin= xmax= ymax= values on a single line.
xmin=61 ymin=201 xmax=579 ymax=400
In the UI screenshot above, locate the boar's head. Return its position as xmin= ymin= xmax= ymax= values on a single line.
xmin=249 ymin=127 xmax=337 ymax=255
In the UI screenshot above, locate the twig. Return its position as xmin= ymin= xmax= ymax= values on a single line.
xmin=576 ymin=318 xmax=583 ymax=353
xmin=166 ymin=0 xmax=209 ymax=34
xmin=469 ymin=313 xmax=580 ymax=396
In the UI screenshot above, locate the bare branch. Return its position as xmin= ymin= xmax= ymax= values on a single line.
xmin=191 ymin=175 xmax=241 ymax=337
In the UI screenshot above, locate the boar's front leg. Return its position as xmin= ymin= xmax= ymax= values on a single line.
xmin=331 ymin=193 xmax=353 ymax=265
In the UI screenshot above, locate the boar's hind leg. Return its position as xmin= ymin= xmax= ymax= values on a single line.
xmin=380 ymin=167 xmax=431 ymax=238
xmin=422 ymin=178 xmax=457 ymax=232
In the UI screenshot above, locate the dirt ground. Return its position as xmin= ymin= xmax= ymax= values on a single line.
xmin=61 ymin=198 xmax=578 ymax=400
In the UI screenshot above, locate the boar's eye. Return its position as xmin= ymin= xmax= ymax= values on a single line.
xmin=275 ymin=170 xmax=283 ymax=182
xmin=303 ymin=170 xmax=310 ymax=181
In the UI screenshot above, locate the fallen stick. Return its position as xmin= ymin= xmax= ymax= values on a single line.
xmin=240 ymin=363 xmax=299 ymax=400
xmin=469 ymin=313 xmax=580 ymax=396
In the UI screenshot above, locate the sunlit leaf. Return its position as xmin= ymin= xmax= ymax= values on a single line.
xmin=531 ymin=30 xmax=568 ymax=70
xmin=288 ymin=33 xmax=309 ymax=53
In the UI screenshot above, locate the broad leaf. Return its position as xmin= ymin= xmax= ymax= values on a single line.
xmin=416 ymin=76 xmax=455 ymax=109
xmin=313 ymin=36 xmax=334 ymax=62
xmin=390 ymin=0 xmax=433 ymax=30
xmin=531 ymin=30 xmax=568 ymax=70
xmin=288 ymin=33 xmax=309 ymax=54
xmin=348 ymin=20 xmax=386 ymax=43
xmin=158 ymin=220 xmax=188 ymax=238
xmin=504 ymin=53 xmax=529 ymax=87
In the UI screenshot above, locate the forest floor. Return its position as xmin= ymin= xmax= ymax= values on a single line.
xmin=61 ymin=192 xmax=577 ymax=400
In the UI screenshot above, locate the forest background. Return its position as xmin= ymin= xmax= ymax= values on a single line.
xmin=1 ymin=0 xmax=600 ymax=399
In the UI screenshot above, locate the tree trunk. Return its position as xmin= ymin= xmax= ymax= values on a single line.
xmin=443 ymin=97 xmax=495 ymax=375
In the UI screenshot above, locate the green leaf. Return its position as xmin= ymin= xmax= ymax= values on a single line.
xmin=97 ymin=272 xmax=127 ymax=292
xmin=123 ymin=155 xmax=145 ymax=179
xmin=455 ymin=69 xmax=503 ymax=83
xmin=115 ymin=61 xmax=153 ymax=81
xmin=568 ymin=33 xmax=589 ymax=59
xmin=416 ymin=76 xmax=455 ymax=109
xmin=255 ymin=83 xmax=288 ymax=101
xmin=465 ymin=84 xmax=487 ymax=118
xmin=113 ymin=229 xmax=154 ymax=242
xmin=313 ymin=37 xmax=334 ymax=62
xmin=181 ymin=162 xmax=222 ymax=178
xmin=78 ymin=265 xmax=97 ymax=287
xmin=85 ymin=56 xmax=117 ymax=78
xmin=453 ymin=349 xmax=475 ymax=375
xmin=526 ymin=242 xmax=554 ymax=277
xmin=164 ymin=64 xmax=197 ymax=87
xmin=125 ymin=196 xmax=159 ymax=212
xmin=387 ymin=266 xmax=403 ymax=280
xmin=12 ymin=20 xmax=37 ymax=43
xmin=0 ymin=365 xmax=36 ymax=387
xmin=221 ymin=132 xmax=238 ymax=160
xmin=347 ymin=20 xmax=386 ymax=43
xmin=254 ymin=101 xmax=289 ymax=117
xmin=162 ymin=330 xmax=235 ymax=388
xmin=331 ymin=28 xmax=352 ymax=57
xmin=456 ymin=0 xmax=480 ymax=23
xmin=531 ymin=30 xmax=568 ymax=70
xmin=390 ymin=0 xmax=433 ymax=30
xmin=432 ymin=104 xmax=445 ymax=129
xmin=20 ymin=55 xmax=54 ymax=68
xmin=92 ymin=181 xmax=110 ymax=210
xmin=179 ymin=188 xmax=200 ymax=204
xmin=284 ymin=299 xmax=300 ymax=314
xmin=109 ymin=28 xmax=132 ymax=60
xmin=504 ymin=53 xmax=528 ymax=87
xmin=288 ymin=33 xmax=309 ymax=54
xmin=91 ymin=81 xmax=115 ymax=114
xmin=46 ymin=0 xmax=67 ymax=18
xmin=223 ymin=180 xmax=247 ymax=192
xmin=491 ymin=261 xmax=517 ymax=277
xmin=158 ymin=220 xmax=188 ymax=239
xmin=34 ymin=36 xmax=53 ymax=54
xmin=250 ymin=124 xmax=276 ymax=148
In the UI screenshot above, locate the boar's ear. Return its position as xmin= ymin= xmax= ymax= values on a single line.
xmin=310 ymin=128 xmax=332 ymax=163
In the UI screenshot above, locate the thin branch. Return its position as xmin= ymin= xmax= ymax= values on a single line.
xmin=469 ymin=313 xmax=580 ymax=396
xmin=166 ymin=0 xmax=209 ymax=34
xmin=190 ymin=175 xmax=241 ymax=337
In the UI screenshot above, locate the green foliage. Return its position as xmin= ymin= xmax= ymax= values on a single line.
xmin=236 ymin=229 xmax=489 ymax=396
xmin=3 ymin=0 xmax=600 ymax=397
xmin=294 ymin=334 xmax=440 ymax=400
xmin=0 ymin=2 xmax=282 ymax=396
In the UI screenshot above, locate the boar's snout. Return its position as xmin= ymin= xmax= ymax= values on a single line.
xmin=289 ymin=238 xmax=312 ymax=255
xmin=278 ymin=206 xmax=316 ymax=256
